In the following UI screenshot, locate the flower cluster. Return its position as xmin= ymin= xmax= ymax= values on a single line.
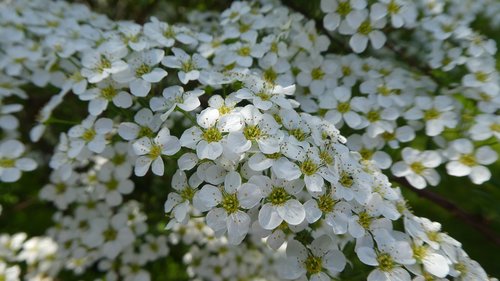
xmin=317 ymin=0 xmax=500 ymax=188
xmin=0 ymin=0 xmax=498 ymax=280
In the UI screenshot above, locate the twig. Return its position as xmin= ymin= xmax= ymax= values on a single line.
xmin=392 ymin=177 xmax=500 ymax=247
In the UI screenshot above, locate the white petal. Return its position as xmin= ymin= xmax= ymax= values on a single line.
xmin=277 ymin=199 xmax=305 ymax=225
xmin=151 ymin=157 xmax=164 ymax=176
xmin=130 ymin=79 xmax=151 ymax=97
xmin=423 ymin=253 xmax=449 ymax=278
xmin=259 ymin=203 xmax=283 ymax=230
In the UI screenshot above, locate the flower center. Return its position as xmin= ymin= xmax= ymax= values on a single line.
xmin=181 ymin=59 xmax=195 ymax=72
xmin=265 ymin=152 xmax=281 ymax=159
xmin=342 ymin=65 xmax=351 ymax=76
xmin=377 ymin=85 xmax=392 ymax=96
xmin=304 ymin=255 xmax=323 ymax=275
xmin=319 ymin=150 xmax=333 ymax=165
xmin=311 ymin=67 xmax=325 ymax=80
xmin=221 ymin=192 xmax=239 ymax=214
xmin=180 ymin=187 xmax=195 ymax=201
xmin=202 ymin=127 xmax=223 ymax=143
xmin=218 ymin=105 xmax=231 ymax=115
xmin=268 ymin=187 xmax=290 ymax=206
xmin=424 ymin=108 xmax=441 ymax=120
xmin=263 ymin=68 xmax=277 ymax=83
xmin=97 ymin=57 xmax=111 ymax=73
xmin=410 ymin=162 xmax=425 ymax=174
xmin=112 ymin=153 xmax=127 ymax=165
xmin=337 ymin=102 xmax=350 ymax=113
xmin=339 ymin=171 xmax=353 ymax=188
xmin=381 ymin=131 xmax=395 ymax=141
xmin=459 ymin=154 xmax=476 ymax=166
xmin=138 ymin=126 xmax=155 ymax=138
xmin=337 ymin=1 xmax=352 ymax=16
xmin=490 ymin=123 xmax=500 ymax=132
xmin=55 ymin=183 xmax=66 ymax=194
xmin=256 ymin=91 xmax=272 ymax=101
xmin=454 ymin=262 xmax=468 ymax=275
xmin=412 ymin=245 xmax=428 ymax=262
xmin=300 ymin=159 xmax=318 ymax=176
xmin=377 ymin=253 xmax=394 ymax=272
xmin=101 ymin=85 xmax=117 ymax=101
xmin=358 ymin=21 xmax=372 ymax=35
xmin=360 ymin=148 xmax=373 ymax=160
xmin=366 ymin=110 xmax=380 ymax=122
xmin=135 ymin=64 xmax=151 ymax=77
xmin=0 ymin=158 xmax=15 ymax=168
xmin=243 ymin=125 xmax=262 ymax=141
xmin=149 ymin=144 xmax=162 ymax=159
xmin=103 ymin=228 xmax=117 ymax=241
xmin=318 ymin=194 xmax=335 ymax=213
xmin=106 ymin=178 xmax=119 ymax=191
xmin=426 ymin=231 xmax=440 ymax=242
xmin=289 ymin=128 xmax=307 ymax=141
xmin=163 ymin=26 xmax=175 ymax=38
xmin=82 ymin=129 xmax=96 ymax=142
xmin=387 ymin=0 xmax=401 ymax=14
xmin=475 ymin=71 xmax=489 ymax=82
xmin=358 ymin=211 xmax=372 ymax=229
xmin=237 ymin=46 xmax=251 ymax=57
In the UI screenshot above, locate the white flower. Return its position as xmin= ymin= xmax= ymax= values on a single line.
xmin=357 ymin=231 xmax=415 ymax=281
xmin=81 ymin=41 xmax=128 ymax=83
xmin=95 ymin=162 xmax=135 ymax=206
xmin=164 ymin=170 xmax=202 ymax=223
xmin=144 ymin=17 xmax=196 ymax=47
xmin=79 ymin=79 xmax=133 ymax=116
xmin=280 ymin=236 xmax=346 ymax=280
xmin=444 ymin=139 xmax=497 ymax=184
xmin=322 ymin=86 xmax=362 ymax=128
xmin=351 ymin=95 xmax=399 ymax=138
xmin=469 ymin=114 xmax=500 ymax=141
xmin=118 ymin=108 xmax=163 ymax=142
xmin=226 ymin=105 xmax=283 ymax=155
xmin=68 ymin=116 xmax=113 ymax=157
xmin=404 ymin=96 xmax=457 ymax=137
xmin=39 ymin=170 xmax=78 ymax=209
xmin=304 ymin=190 xmax=352 ymax=234
xmin=333 ymin=148 xmax=372 ymax=204
xmin=179 ymin=107 xmax=243 ymax=160
xmin=113 ymin=49 xmax=167 ymax=97
xmin=117 ymin=22 xmax=148 ymax=51
xmin=149 ymin=86 xmax=203 ymax=120
xmin=321 ymin=0 xmax=367 ymax=31
xmin=339 ymin=9 xmax=386 ymax=53
xmin=407 ymin=240 xmax=450 ymax=278
xmin=462 ymin=58 xmax=499 ymax=96
xmin=236 ymin=76 xmax=295 ymax=110
xmin=0 ymin=261 xmax=20 ymax=281
xmin=296 ymin=55 xmax=336 ymax=96
xmin=193 ymin=172 xmax=260 ymax=244
xmin=162 ymin=47 xmax=208 ymax=84
xmin=253 ymin=175 xmax=305 ymax=230
xmin=222 ymin=39 xmax=266 ymax=68
xmin=370 ymin=0 xmax=417 ymax=28
xmin=132 ymin=127 xmax=181 ymax=176
xmin=0 ymin=139 xmax=36 ymax=182
xmin=391 ymin=148 xmax=442 ymax=189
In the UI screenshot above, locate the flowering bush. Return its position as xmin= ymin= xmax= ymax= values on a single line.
xmin=0 ymin=0 xmax=499 ymax=280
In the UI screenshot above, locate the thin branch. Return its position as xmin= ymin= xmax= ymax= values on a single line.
xmin=392 ymin=177 xmax=500 ymax=247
